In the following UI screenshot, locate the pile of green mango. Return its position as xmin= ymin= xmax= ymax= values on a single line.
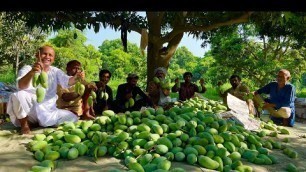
xmin=27 ymin=97 xmax=299 ymax=172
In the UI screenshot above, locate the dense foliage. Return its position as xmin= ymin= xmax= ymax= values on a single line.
xmin=0 ymin=11 xmax=305 ymax=96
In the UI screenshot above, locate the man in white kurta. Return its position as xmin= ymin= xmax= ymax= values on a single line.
xmin=6 ymin=45 xmax=79 ymax=134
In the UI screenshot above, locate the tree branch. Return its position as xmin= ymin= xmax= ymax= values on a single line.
xmin=162 ymin=12 xmax=253 ymax=43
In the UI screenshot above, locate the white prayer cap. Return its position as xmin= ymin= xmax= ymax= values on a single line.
xmin=154 ymin=67 xmax=167 ymax=75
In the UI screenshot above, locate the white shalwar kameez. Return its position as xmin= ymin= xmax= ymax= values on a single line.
xmin=6 ymin=65 xmax=78 ymax=127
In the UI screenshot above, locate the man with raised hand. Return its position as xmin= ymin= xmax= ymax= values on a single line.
xmin=7 ymin=45 xmax=80 ymax=134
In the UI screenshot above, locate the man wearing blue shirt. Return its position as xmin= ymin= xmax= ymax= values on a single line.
xmin=254 ymin=69 xmax=295 ymax=127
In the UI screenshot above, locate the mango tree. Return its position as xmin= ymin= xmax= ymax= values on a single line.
xmin=0 ymin=12 xmax=47 ymax=76
xmin=6 ymin=11 xmax=304 ymax=88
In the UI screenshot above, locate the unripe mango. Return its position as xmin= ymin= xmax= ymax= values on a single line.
xmin=198 ymin=155 xmax=219 ymax=170
xmin=36 ymin=87 xmax=46 ymax=103
xmin=70 ymin=129 xmax=86 ymax=139
xmin=157 ymin=159 xmax=171 ymax=170
xmin=103 ymin=92 xmax=109 ymax=100
xmin=153 ymin=77 xmax=160 ymax=84
xmin=74 ymin=82 xmax=81 ymax=93
xmin=90 ymin=90 xmax=96 ymax=99
xmin=34 ymin=150 xmax=45 ymax=161
xmin=87 ymin=96 xmax=93 ymax=106
xmin=78 ymin=84 xmax=85 ymax=96
xmin=128 ymin=162 xmax=145 ymax=172
xmin=39 ymin=160 xmax=55 ymax=170
xmin=100 ymin=91 xmax=105 ymax=99
xmin=125 ymin=101 xmax=129 ymax=108
xmin=97 ymin=146 xmax=108 ymax=157
xmin=67 ymin=147 xmax=79 ymax=160
xmin=31 ymin=140 xmax=48 ymax=152
xmin=156 ymin=144 xmax=169 ymax=155
xmin=32 ymin=73 xmax=40 ymax=87
xmin=34 ymin=133 xmax=46 ymax=141
xmin=30 ymin=166 xmax=51 ymax=172
xmin=129 ymin=98 xmax=135 ymax=107
xmin=64 ymin=134 xmax=81 ymax=144
xmin=198 ymin=84 xmax=202 ymax=92
xmin=58 ymin=146 xmax=69 ymax=159
xmin=39 ymin=71 xmax=48 ymax=88
xmin=287 ymin=163 xmax=298 ymax=172
xmin=187 ymin=153 xmax=197 ymax=165
xmin=44 ymin=151 xmax=60 ymax=161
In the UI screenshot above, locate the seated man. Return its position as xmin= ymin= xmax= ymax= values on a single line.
xmin=93 ymin=69 xmax=114 ymax=115
xmin=6 ymin=45 xmax=79 ymax=134
xmin=254 ymin=69 xmax=295 ymax=127
xmin=115 ymin=73 xmax=152 ymax=113
xmin=171 ymin=72 xmax=200 ymax=101
xmin=148 ymin=67 xmax=171 ymax=108
xmin=218 ymin=74 xmax=257 ymax=116
xmin=56 ymin=60 xmax=97 ymax=120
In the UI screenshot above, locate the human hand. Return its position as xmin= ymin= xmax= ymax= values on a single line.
xmin=75 ymin=71 xmax=85 ymax=81
xmin=125 ymin=92 xmax=133 ymax=100
xmin=263 ymin=102 xmax=274 ymax=109
xmin=87 ymin=82 xmax=98 ymax=91
xmin=32 ymin=62 xmax=43 ymax=73
xmin=97 ymin=81 xmax=106 ymax=90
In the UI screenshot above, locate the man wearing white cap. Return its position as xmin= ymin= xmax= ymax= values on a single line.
xmin=148 ymin=67 xmax=172 ymax=107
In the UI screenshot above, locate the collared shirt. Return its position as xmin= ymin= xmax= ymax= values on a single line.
xmin=257 ymin=81 xmax=295 ymax=126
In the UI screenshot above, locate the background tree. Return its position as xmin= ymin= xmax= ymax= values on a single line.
xmin=4 ymin=11 xmax=305 ymax=90
xmin=49 ymin=29 xmax=102 ymax=81
xmin=207 ymin=22 xmax=306 ymax=90
xmin=0 ymin=12 xmax=47 ymax=76
xmin=6 ymin=11 xmax=257 ymax=87
xmin=98 ymin=39 xmax=147 ymax=88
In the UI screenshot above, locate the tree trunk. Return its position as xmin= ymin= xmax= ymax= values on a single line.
xmin=15 ymin=52 xmax=20 ymax=77
xmin=145 ymin=34 xmax=184 ymax=90
xmin=146 ymin=41 xmax=172 ymax=91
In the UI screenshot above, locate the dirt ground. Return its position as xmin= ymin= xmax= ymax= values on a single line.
xmin=0 ymin=115 xmax=306 ymax=172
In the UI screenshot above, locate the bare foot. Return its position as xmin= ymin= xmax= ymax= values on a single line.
xmin=21 ymin=125 xmax=31 ymax=135
xmin=81 ymin=108 xmax=95 ymax=120
xmin=89 ymin=107 xmax=96 ymax=117
xmin=81 ymin=113 xmax=95 ymax=120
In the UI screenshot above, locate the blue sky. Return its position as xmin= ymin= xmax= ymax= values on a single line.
xmin=83 ymin=27 xmax=210 ymax=57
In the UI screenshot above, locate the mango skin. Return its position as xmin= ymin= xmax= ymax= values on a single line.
xmin=36 ymin=87 xmax=46 ymax=103
xmin=32 ymin=73 xmax=40 ymax=87
xmin=39 ymin=71 xmax=48 ymax=88
xmin=129 ymin=98 xmax=135 ymax=107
